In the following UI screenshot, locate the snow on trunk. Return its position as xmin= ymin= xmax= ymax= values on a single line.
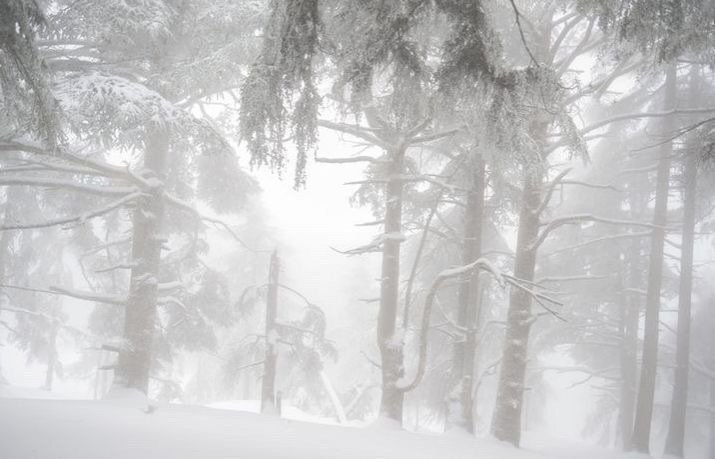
xmin=491 ymin=168 xmax=542 ymax=447
xmin=377 ymin=143 xmax=407 ymax=423
xmin=450 ymin=154 xmax=485 ymax=434
xmin=115 ymin=128 xmax=169 ymax=394
xmin=261 ymin=250 xmax=280 ymax=415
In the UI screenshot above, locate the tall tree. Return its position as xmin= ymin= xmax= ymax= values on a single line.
xmin=631 ymin=64 xmax=677 ymax=454
xmin=664 ymin=66 xmax=703 ymax=458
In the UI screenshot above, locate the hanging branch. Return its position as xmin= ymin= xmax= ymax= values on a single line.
xmin=508 ymin=0 xmax=540 ymax=66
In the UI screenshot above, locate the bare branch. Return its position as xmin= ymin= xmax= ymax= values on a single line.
xmin=535 ymin=168 xmax=572 ymax=216
xmin=559 ymin=180 xmax=621 ymax=192
xmin=544 ymin=231 xmax=652 ymax=257
xmin=315 ymin=155 xmax=386 ymax=164
xmin=408 ymin=128 xmax=460 ymax=145
xmin=317 ymin=120 xmax=390 ymax=150
xmin=534 ymin=214 xmax=662 ymax=250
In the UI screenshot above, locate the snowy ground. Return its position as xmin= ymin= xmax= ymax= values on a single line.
xmin=0 ymin=389 xmax=640 ymax=459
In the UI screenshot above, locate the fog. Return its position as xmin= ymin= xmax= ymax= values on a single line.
xmin=0 ymin=1 xmax=714 ymax=458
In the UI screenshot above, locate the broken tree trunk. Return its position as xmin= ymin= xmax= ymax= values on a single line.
xmin=115 ymin=128 xmax=169 ymax=394
xmin=631 ymin=64 xmax=676 ymax=454
xmin=261 ymin=250 xmax=280 ymax=414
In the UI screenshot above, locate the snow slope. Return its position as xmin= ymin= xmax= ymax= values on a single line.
xmin=0 ymin=394 xmax=639 ymax=459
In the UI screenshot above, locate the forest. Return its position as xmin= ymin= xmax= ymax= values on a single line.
xmin=0 ymin=0 xmax=714 ymax=458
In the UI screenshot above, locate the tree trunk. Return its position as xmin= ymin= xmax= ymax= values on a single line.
xmin=631 ymin=64 xmax=677 ymax=454
xmin=115 ymin=129 xmax=169 ymax=394
xmin=0 ymin=187 xmax=16 ymax=384
xmin=491 ymin=168 xmax=541 ymax=446
xmin=261 ymin=250 xmax=280 ymax=414
xmin=377 ymin=143 xmax=407 ymax=422
xmin=710 ymin=364 xmax=715 ymax=459
xmin=619 ymin=237 xmax=641 ymax=449
xmin=43 ymin=320 xmax=58 ymax=391
xmin=451 ymin=154 xmax=485 ymax=433
xmin=664 ymin=132 xmax=698 ymax=458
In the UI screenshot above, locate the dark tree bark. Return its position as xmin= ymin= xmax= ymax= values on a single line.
xmin=664 ymin=132 xmax=698 ymax=457
xmin=115 ymin=129 xmax=169 ymax=393
xmin=451 ymin=154 xmax=485 ymax=433
xmin=491 ymin=167 xmax=542 ymax=446
xmin=631 ymin=64 xmax=677 ymax=454
xmin=261 ymin=250 xmax=280 ymax=414
xmin=378 ymin=143 xmax=407 ymax=422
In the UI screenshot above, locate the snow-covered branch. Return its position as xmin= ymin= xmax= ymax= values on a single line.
xmin=0 ymin=284 xmax=126 ymax=305
xmin=0 ymin=192 xmax=140 ymax=231
xmin=0 ymin=176 xmax=135 ymax=196
xmin=398 ymin=259 xmax=563 ymax=393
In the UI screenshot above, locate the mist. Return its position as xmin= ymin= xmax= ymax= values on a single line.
xmin=0 ymin=1 xmax=714 ymax=458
